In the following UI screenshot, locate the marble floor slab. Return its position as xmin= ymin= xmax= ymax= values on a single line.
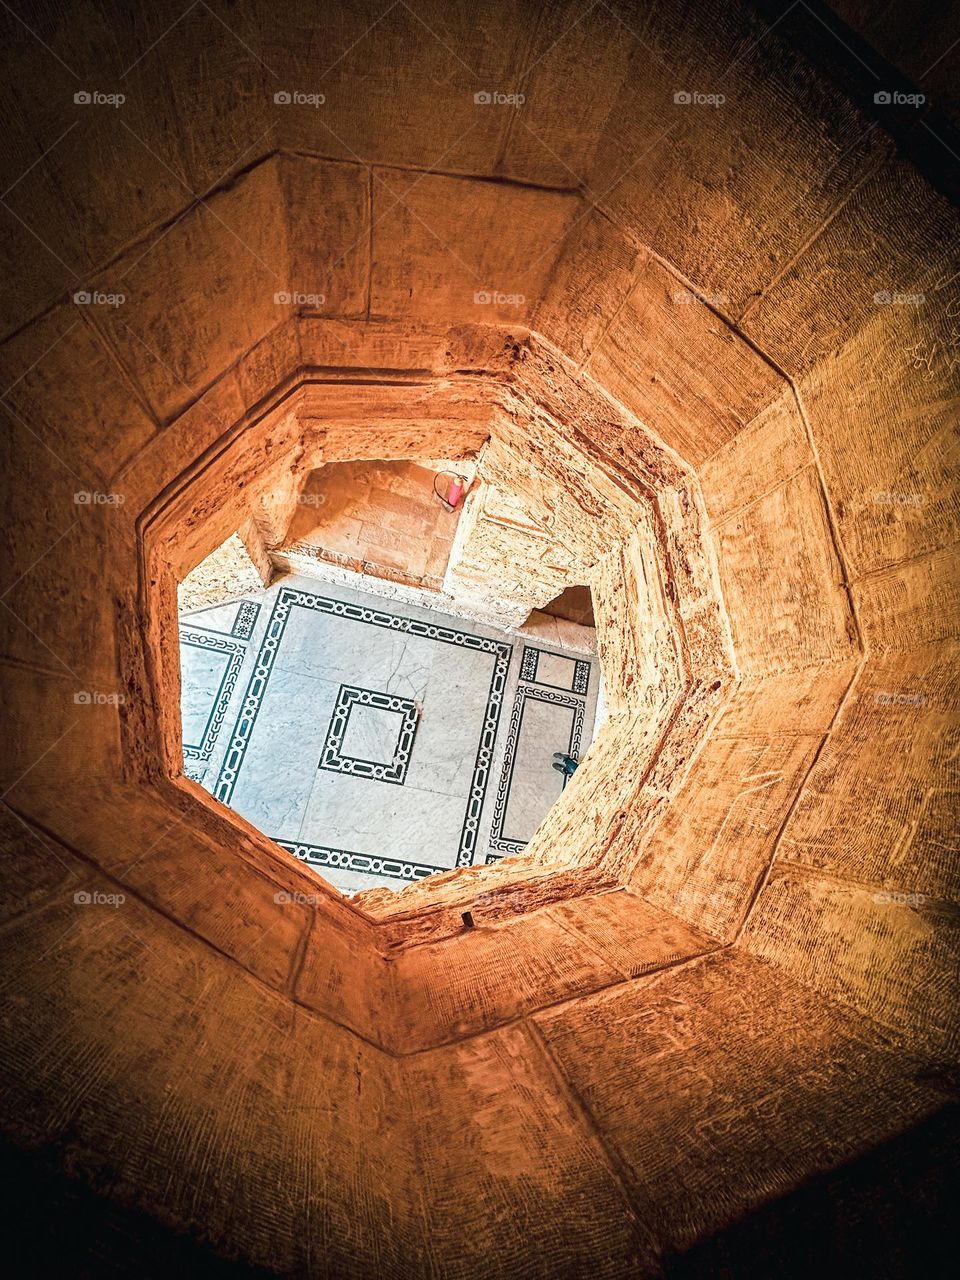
xmin=179 ymin=575 xmax=599 ymax=895
xmin=489 ymin=689 xmax=584 ymax=851
xmin=180 ymin=646 xmax=233 ymax=748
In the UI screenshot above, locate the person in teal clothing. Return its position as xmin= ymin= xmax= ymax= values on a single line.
xmin=552 ymin=751 xmax=579 ymax=779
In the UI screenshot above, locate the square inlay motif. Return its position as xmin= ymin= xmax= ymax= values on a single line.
xmin=319 ymin=685 xmax=419 ymax=784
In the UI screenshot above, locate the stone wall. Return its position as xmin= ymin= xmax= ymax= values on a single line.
xmin=178 ymin=530 xmax=268 ymax=614
xmin=1 ymin=0 xmax=958 ymax=1272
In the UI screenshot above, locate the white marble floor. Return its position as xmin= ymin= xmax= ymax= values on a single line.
xmin=178 ymin=576 xmax=599 ymax=895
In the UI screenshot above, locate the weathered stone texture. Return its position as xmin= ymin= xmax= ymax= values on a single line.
xmin=585 ymin=0 xmax=895 ymax=323
xmin=1 ymin=0 xmax=958 ymax=1270
xmin=177 ymin=531 xmax=265 ymax=613
xmin=404 ymin=1022 xmax=659 ymax=1278
xmin=92 ymin=160 xmax=288 ymax=424
xmin=799 ymin=293 xmax=960 ymax=580
xmin=586 ymin=257 xmax=785 ymax=465
xmin=742 ymin=868 xmax=960 ymax=1056
xmin=370 ymin=173 xmax=579 ymax=325
xmin=535 ymin=950 xmax=947 ymax=1255
xmin=711 ymin=466 xmax=858 ymax=673
xmin=774 ymin=645 xmax=960 ymax=900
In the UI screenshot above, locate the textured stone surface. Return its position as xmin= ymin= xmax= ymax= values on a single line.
xmin=1 ymin=0 xmax=958 ymax=1272
xmin=535 ymin=950 xmax=949 ymax=1255
xmin=177 ymin=532 xmax=266 ymax=613
xmin=710 ymin=466 xmax=858 ymax=674
xmin=586 ymin=256 xmax=784 ymax=465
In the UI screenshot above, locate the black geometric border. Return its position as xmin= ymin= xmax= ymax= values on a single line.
xmin=319 ymin=685 xmax=419 ymax=785
xmin=519 ymin=644 xmax=591 ymax=696
xmin=573 ymin=658 xmax=591 ymax=696
xmin=179 ymin=629 xmax=246 ymax=765
xmin=181 ymin=599 xmax=260 ymax=640
xmin=215 ymin=586 xmax=512 ymax=869
xmin=520 ymin=645 xmax=539 ymax=681
xmin=232 ymin=600 xmax=261 ymax=639
xmin=273 ymin=837 xmax=445 ymax=883
xmin=488 ymin=683 xmax=585 ymax=855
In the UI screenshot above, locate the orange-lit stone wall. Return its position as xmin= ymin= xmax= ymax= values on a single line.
xmin=1 ymin=0 xmax=957 ymax=1273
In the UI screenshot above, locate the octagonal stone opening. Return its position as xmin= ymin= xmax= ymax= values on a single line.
xmin=122 ymin=326 xmax=730 ymax=921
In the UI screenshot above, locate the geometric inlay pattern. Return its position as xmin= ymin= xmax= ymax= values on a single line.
xmin=179 ymin=628 xmax=247 ymax=766
xmin=519 ymin=643 xmax=591 ymax=695
xmin=318 ymin=684 xmax=419 ymax=785
xmin=487 ymin=682 xmax=586 ymax=857
xmin=231 ymin=600 xmax=261 ymax=639
xmin=273 ymin=836 xmax=445 ymax=883
xmin=214 ymin=586 xmax=512 ymax=869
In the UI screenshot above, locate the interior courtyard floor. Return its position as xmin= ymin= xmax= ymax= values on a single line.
xmin=179 ymin=574 xmax=600 ymax=895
